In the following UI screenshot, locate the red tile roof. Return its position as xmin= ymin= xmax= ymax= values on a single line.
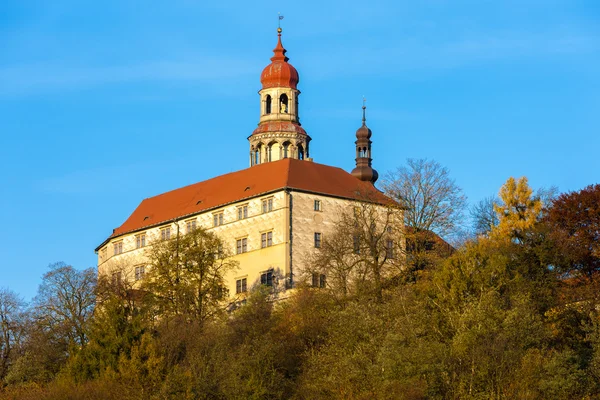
xmin=96 ymin=159 xmax=393 ymax=250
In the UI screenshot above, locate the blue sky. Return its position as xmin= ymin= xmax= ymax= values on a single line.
xmin=1 ymin=0 xmax=598 ymax=300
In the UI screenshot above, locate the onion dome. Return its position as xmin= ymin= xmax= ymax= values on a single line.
xmin=352 ymin=164 xmax=379 ymax=183
xmin=260 ymin=28 xmax=299 ymax=89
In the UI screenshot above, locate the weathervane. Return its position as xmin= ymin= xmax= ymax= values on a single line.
xmin=278 ymin=13 xmax=284 ymax=33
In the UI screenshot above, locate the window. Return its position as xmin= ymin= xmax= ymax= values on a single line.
xmin=386 ymin=240 xmax=395 ymax=259
xmin=262 ymin=197 xmax=274 ymax=213
xmin=186 ymin=219 xmax=197 ymax=233
xmin=254 ymin=148 xmax=260 ymax=165
xmin=314 ymin=232 xmax=322 ymax=248
xmin=237 ymin=205 xmax=248 ymax=220
xmin=213 ymin=212 xmax=224 ymax=227
xmin=217 ymin=243 xmax=224 ymax=258
xmin=314 ymin=199 xmax=321 ymax=211
xmin=113 ymin=241 xmax=123 ymax=255
xmin=353 ymin=235 xmax=361 ymax=254
xmin=135 ymin=234 xmax=146 ymax=249
xmin=236 ymin=238 xmax=248 ymax=254
xmin=279 ymin=93 xmax=288 ymax=113
xmin=111 ymin=271 xmax=122 ymax=286
xmin=265 ymin=95 xmax=272 ymax=114
xmin=283 ymin=143 xmax=289 ymax=158
xmin=236 ymin=277 xmax=248 ymax=294
xmin=161 ymin=227 xmax=171 ymax=240
xmin=260 ymin=270 xmax=274 ymax=287
xmin=312 ymin=273 xmax=326 ymax=288
xmin=135 ymin=266 xmax=145 ymax=281
xmin=261 ymin=231 xmax=273 ymax=248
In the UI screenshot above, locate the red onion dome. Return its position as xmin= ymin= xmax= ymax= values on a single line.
xmin=260 ymin=29 xmax=299 ymax=90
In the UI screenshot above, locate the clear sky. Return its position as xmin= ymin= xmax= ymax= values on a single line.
xmin=1 ymin=0 xmax=598 ymax=300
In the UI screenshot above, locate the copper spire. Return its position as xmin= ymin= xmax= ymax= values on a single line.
xmin=271 ymin=28 xmax=289 ymax=62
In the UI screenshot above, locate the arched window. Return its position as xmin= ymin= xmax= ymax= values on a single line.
xmin=265 ymin=95 xmax=272 ymax=114
xmin=298 ymin=144 xmax=304 ymax=160
xmin=279 ymin=94 xmax=288 ymax=113
xmin=255 ymin=144 xmax=262 ymax=165
xmin=358 ymin=147 xmax=365 ymax=157
xmin=283 ymin=142 xmax=290 ymax=158
xmin=267 ymin=144 xmax=273 ymax=162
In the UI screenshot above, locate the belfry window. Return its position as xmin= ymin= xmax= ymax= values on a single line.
xmin=265 ymin=95 xmax=272 ymax=114
xmin=254 ymin=149 xmax=260 ymax=165
xmin=283 ymin=143 xmax=290 ymax=158
xmin=298 ymin=144 xmax=304 ymax=160
xmin=279 ymin=94 xmax=288 ymax=113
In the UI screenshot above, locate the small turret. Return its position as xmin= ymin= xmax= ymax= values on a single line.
xmin=351 ymin=103 xmax=378 ymax=184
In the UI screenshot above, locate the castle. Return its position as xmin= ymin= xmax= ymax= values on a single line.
xmin=95 ymin=28 xmax=400 ymax=298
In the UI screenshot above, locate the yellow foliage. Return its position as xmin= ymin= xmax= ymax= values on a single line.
xmin=492 ymin=177 xmax=542 ymax=241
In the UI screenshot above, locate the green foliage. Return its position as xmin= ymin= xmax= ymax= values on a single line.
xmin=143 ymin=227 xmax=238 ymax=323
xmin=3 ymin=182 xmax=600 ymax=399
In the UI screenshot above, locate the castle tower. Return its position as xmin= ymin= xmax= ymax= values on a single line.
xmin=249 ymin=28 xmax=311 ymax=166
xmin=351 ymin=104 xmax=378 ymax=184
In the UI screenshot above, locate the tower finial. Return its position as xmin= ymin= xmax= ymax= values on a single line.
xmin=278 ymin=13 xmax=284 ymax=33
xmin=362 ymin=97 xmax=366 ymax=125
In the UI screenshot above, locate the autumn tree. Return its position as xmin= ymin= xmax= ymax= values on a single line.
xmin=472 ymin=186 xmax=556 ymax=237
xmin=143 ymin=227 xmax=238 ymax=323
xmin=492 ymin=177 xmax=542 ymax=242
xmin=544 ymin=184 xmax=600 ymax=283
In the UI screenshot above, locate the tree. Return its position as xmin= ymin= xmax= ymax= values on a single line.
xmin=472 ymin=186 xmax=557 ymax=237
xmin=0 ymin=288 xmax=25 ymax=381
xmin=544 ymin=184 xmax=600 ymax=282
xmin=471 ymin=195 xmax=500 ymax=236
xmin=33 ymin=263 xmax=96 ymax=349
xmin=143 ymin=227 xmax=238 ymax=323
xmin=307 ymin=200 xmax=403 ymax=302
xmin=492 ymin=177 xmax=542 ymax=242
xmin=382 ymin=158 xmax=467 ymax=239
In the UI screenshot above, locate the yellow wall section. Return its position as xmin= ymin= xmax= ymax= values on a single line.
xmin=97 ymin=189 xmax=402 ymax=299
